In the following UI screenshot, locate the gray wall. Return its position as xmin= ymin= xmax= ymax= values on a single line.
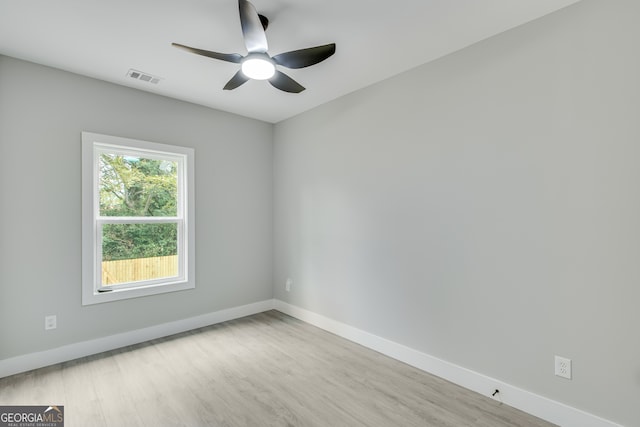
xmin=273 ymin=1 xmax=639 ymax=425
xmin=2 ymin=1 xmax=639 ymax=424
xmin=0 ymin=55 xmax=273 ymax=360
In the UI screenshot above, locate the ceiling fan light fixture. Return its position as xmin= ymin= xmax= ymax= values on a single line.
xmin=172 ymin=0 xmax=335 ymax=93
xmin=241 ymin=55 xmax=275 ymax=80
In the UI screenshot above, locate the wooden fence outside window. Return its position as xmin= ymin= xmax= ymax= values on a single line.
xmin=102 ymin=255 xmax=178 ymax=285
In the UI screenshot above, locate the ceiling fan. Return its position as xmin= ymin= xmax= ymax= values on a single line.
xmin=172 ymin=0 xmax=336 ymax=93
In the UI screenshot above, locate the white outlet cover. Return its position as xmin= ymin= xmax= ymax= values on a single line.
xmin=285 ymin=278 xmax=292 ymax=292
xmin=554 ymin=355 xmax=572 ymax=379
xmin=45 ymin=315 xmax=57 ymax=330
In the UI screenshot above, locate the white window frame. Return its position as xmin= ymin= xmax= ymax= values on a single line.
xmin=82 ymin=132 xmax=195 ymax=305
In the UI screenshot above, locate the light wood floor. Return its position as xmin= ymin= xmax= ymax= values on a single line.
xmin=0 ymin=311 xmax=556 ymax=426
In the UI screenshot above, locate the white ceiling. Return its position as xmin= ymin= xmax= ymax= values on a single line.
xmin=0 ymin=0 xmax=581 ymax=123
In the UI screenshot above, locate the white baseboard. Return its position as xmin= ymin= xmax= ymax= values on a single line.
xmin=273 ymin=300 xmax=622 ymax=427
xmin=0 ymin=299 xmax=275 ymax=379
xmin=0 ymin=298 xmax=622 ymax=427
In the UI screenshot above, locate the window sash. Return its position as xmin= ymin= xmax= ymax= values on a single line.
xmin=94 ymin=144 xmax=186 ymax=219
xmin=97 ymin=217 xmax=182 ymax=223
xmin=93 ymin=145 xmax=187 ymax=291
xmin=96 ymin=219 xmax=185 ymax=290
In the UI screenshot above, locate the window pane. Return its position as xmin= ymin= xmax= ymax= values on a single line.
xmin=101 ymin=223 xmax=178 ymax=286
xmin=99 ymin=153 xmax=178 ymax=217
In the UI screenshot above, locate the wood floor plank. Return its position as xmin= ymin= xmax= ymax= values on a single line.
xmin=0 ymin=311 xmax=556 ymax=427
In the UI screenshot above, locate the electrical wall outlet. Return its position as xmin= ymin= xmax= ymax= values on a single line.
xmin=555 ymin=355 xmax=572 ymax=379
xmin=285 ymin=278 xmax=292 ymax=292
xmin=45 ymin=315 xmax=57 ymax=330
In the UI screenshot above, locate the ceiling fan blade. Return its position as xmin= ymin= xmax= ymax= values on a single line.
xmin=269 ymin=71 xmax=305 ymax=93
xmin=172 ymin=43 xmax=243 ymax=63
xmin=223 ymin=70 xmax=250 ymax=90
xmin=272 ymin=43 xmax=336 ymax=69
xmin=239 ymin=0 xmax=268 ymax=53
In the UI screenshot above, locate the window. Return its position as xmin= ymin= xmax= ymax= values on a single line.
xmin=82 ymin=132 xmax=195 ymax=305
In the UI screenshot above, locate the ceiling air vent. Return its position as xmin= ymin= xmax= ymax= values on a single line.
xmin=127 ymin=69 xmax=162 ymax=84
